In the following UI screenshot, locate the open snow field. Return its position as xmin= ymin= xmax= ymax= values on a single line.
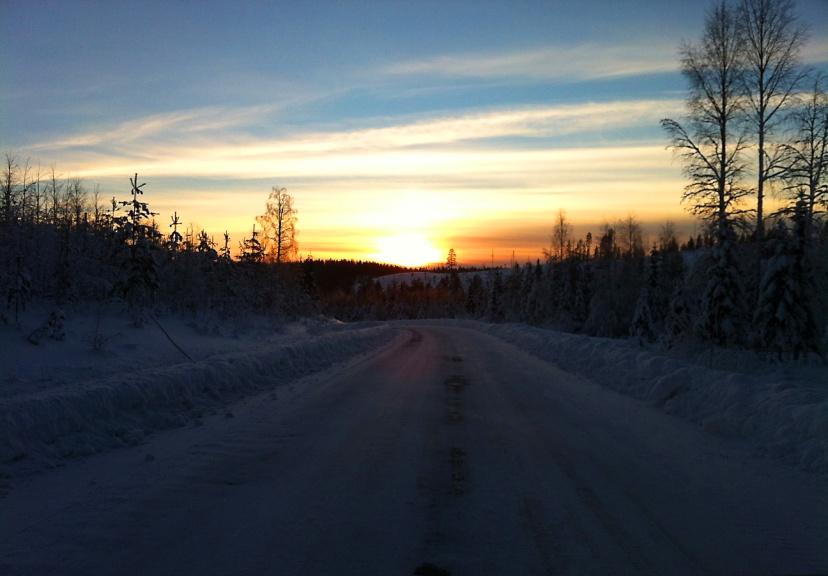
xmin=1 ymin=322 xmax=825 ymax=575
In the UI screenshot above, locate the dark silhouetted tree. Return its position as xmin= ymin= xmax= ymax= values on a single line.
xmin=782 ymin=75 xmax=827 ymax=234
xmin=738 ymin=0 xmax=806 ymax=238
xmin=446 ymin=248 xmax=457 ymax=271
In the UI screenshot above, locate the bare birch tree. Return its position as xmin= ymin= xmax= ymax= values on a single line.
xmin=543 ymin=209 xmax=570 ymax=261
xmin=662 ymin=1 xmax=750 ymax=229
xmin=738 ymin=0 xmax=806 ymax=238
xmin=782 ymin=75 xmax=828 ymax=233
xmin=257 ymin=186 xmax=297 ymax=264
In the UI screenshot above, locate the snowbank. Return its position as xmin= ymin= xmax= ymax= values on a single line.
xmin=481 ymin=323 xmax=828 ymax=474
xmin=0 ymin=324 xmax=394 ymax=473
xmin=0 ymin=305 xmax=338 ymax=398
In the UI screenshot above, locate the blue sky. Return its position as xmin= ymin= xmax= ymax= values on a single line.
xmin=2 ymin=0 xmax=826 ymax=263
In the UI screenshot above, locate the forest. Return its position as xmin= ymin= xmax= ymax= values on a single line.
xmin=1 ymin=0 xmax=826 ymax=361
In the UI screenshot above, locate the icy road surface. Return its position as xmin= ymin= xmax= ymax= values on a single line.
xmin=1 ymin=325 xmax=826 ymax=575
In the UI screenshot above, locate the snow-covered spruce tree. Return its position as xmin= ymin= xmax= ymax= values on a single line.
xmin=212 ymin=231 xmax=238 ymax=318
xmin=114 ymin=173 xmax=160 ymax=325
xmin=220 ymin=230 xmax=232 ymax=261
xmin=196 ymin=229 xmax=217 ymax=260
xmin=167 ymin=211 xmax=183 ymax=253
xmin=465 ymin=274 xmax=485 ymax=317
xmin=521 ymin=260 xmax=544 ymax=323
xmin=487 ymin=268 xmax=504 ymax=322
xmin=664 ymin=284 xmax=692 ymax=347
xmin=300 ymin=255 xmax=319 ymax=305
xmin=6 ymin=253 xmax=32 ymax=325
xmin=238 ymin=224 xmax=264 ymax=264
xmin=699 ymin=220 xmax=746 ymax=345
xmin=573 ymin=261 xmax=592 ymax=325
xmin=753 ymin=204 xmax=823 ymax=359
xmin=631 ymin=288 xmax=657 ymax=343
xmin=631 ymin=248 xmax=664 ymax=343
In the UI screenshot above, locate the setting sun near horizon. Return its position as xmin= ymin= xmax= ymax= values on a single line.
xmin=371 ymin=232 xmax=444 ymax=267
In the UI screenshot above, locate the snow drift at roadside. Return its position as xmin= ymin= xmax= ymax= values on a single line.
xmin=0 ymin=324 xmax=394 ymax=473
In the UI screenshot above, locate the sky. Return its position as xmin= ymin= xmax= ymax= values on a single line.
xmin=2 ymin=0 xmax=826 ymax=265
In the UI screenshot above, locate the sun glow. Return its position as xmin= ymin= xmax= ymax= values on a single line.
xmin=372 ymin=232 xmax=443 ymax=267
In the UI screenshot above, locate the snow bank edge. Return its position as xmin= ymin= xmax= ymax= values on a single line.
xmin=0 ymin=325 xmax=396 ymax=473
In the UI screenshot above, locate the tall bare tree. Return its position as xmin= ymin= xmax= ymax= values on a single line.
xmin=65 ymin=177 xmax=87 ymax=227
xmin=738 ymin=0 xmax=806 ymax=238
xmin=19 ymin=159 xmax=31 ymax=223
xmin=782 ymin=75 xmax=828 ymax=232
xmin=662 ymin=1 xmax=750 ymax=229
xmin=92 ymin=184 xmax=103 ymax=227
xmin=543 ymin=209 xmax=570 ymax=261
xmin=617 ymin=214 xmax=643 ymax=256
xmin=32 ymin=164 xmax=43 ymax=225
xmin=257 ymin=186 xmax=297 ymax=264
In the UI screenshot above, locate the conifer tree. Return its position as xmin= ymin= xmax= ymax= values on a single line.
xmin=239 ymin=224 xmax=264 ymax=263
xmin=664 ymin=285 xmax=692 ymax=347
xmin=5 ymin=253 xmax=31 ymax=324
xmin=465 ymin=274 xmax=485 ymax=316
xmin=487 ymin=268 xmax=504 ymax=322
xmin=446 ymin=248 xmax=457 ymax=271
xmin=115 ymin=173 xmax=159 ymax=324
xmin=196 ymin=229 xmax=217 ymax=260
xmin=167 ymin=211 xmax=183 ymax=252
xmin=699 ymin=221 xmax=745 ymax=345
xmin=753 ymin=203 xmax=823 ymax=358
xmin=631 ymin=248 xmax=664 ymax=342
xmin=217 ymin=230 xmax=231 ymax=261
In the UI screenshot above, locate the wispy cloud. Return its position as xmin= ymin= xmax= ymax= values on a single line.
xmin=28 ymin=98 xmax=680 ymax=178
xmin=382 ymin=36 xmax=828 ymax=82
xmin=29 ymin=104 xmax=280 ymax=151
xmin=381 ymin=43 xmax=679 ymax=81
xmin=802 ymin=38 xmax=828 ymax=64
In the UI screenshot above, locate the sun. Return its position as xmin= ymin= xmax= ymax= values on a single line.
xmin=373 ymin=232 xmax=442 ymax=267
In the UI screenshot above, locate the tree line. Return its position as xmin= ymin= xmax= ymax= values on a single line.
xmin=0 ymin=163 xmax=315 ymax=328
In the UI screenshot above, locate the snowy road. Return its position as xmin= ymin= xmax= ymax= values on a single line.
xmin=1 ymin=325 xmax=826 ymax=575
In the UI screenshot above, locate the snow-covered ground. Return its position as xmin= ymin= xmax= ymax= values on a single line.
xmin=0 ymin=305 xmax=396 ymax=475
xmin=1 ymin=305 xmax=325 ymax=397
